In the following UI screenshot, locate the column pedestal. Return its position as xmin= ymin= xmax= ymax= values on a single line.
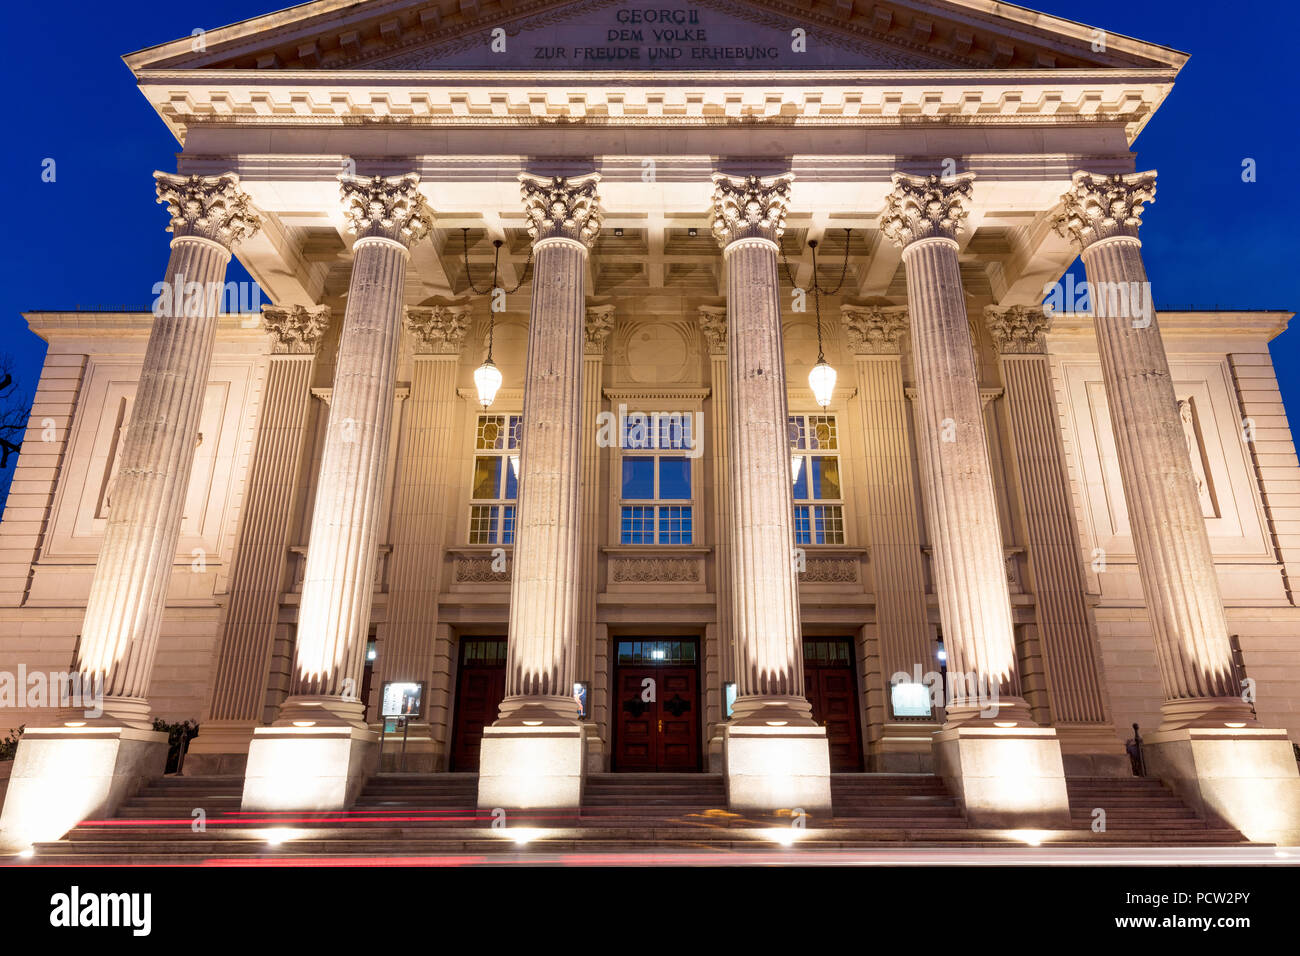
xmin=933 ymin=725 xmax=1070 ymax=828
xmin=242 ymin=725 xmax=378 ymax=812
xmin=723 ymin=724 xmax=832 ymax=812
xmin=0 ymin=726 xmax=167 ymax=852
xmin=478 ymin=724 xmax=586 ymax=811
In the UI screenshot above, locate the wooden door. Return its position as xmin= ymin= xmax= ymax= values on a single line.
xmin=449 ymin=639 xmax=507 ymax=771
xmin=804 ymin=639 xmax=865 ymax=772
xmin=613 ymin=662 xmax=701 ymax=771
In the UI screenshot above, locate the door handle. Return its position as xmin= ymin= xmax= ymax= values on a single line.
xmin=658 ymin=719 xmax=663 ymax=732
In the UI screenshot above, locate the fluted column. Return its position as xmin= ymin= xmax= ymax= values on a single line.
xmin=578 ymin=304 xmax=613 ymax=764
xmin=496 ymin=174 xmax=602 ymax=726
xmin=882 ymin=173 xmax=1029 ymax=726
xmin=841 ymin=305 xmax=937 ymax=757
xmin=985 ymin=305 xmax=1122 ymax=763
xmin=278 ymin=173 xmax=431 ymax=727
xmin=190 ymin=305 xmax=330 ymax=769
xmin=72 ymin=173 xmax=260 ymax=728
xmin=374 ymin=303 xmax=471 ymax=766
xmin=709 ymin=174 xmax=814 ymax=726
xmin=700 ymin=304 xmax=733 ymax=741
xmin=1057 ymin=172 xmax=1252 ymax=729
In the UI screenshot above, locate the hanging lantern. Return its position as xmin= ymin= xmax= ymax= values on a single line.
xmin=474 ymin=359 xmax=503 ymax=409
xmin=808 ymin=360 xmax=836 ymax=408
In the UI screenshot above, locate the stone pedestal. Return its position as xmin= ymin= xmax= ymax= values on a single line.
xmin=477 ymin=724 xmax=585 ymax=811
xmin=1144 ymin=728 xmax=1300 ymax=845
xmin=933 ymin=724 xmax=1072 ymax=828
xmin=185 ymin=720 xmax=259 ymax=775
xmin=723 ymin=724 xmax=832 ymax=812
xmin=241 ymin=725 xmax=377 ymax=812
xmin=0 ymin=726 xmax=167 ymax=852
xmin=710 ymin=173 xmax=831 ymax=810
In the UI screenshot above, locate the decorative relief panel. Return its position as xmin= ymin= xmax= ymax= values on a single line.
xmin=800 ymin=556 xmax=859 ymax=584
xmin=610 ymin=556 xmax=701 ymax=583
xmin=454 ymin=555 xmax=514 ymax=583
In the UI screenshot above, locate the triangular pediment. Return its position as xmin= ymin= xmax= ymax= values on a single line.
xmin=126 ymin=0 xmax=1187 ymax=74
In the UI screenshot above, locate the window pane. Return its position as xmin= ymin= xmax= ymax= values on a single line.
xmin=621 ymin=456 xmax=654 ymax=499
xmin=659 ymin=414 xmax=692 ymax=450
xmin=809 ymin=415 xmax=838 ymax=450
xmin=622 ymin=414 xmax=652 ymax=449
xmin=658 ymin=457 xmax=691 ymax=500
xmin=469 ymin=505 xmax=499 ymax=544
xmin=472 ymin=456 xmax=501 ymax=500
xmin=477 ymin=415 xmax=506 ymax=450
xmin=787 ymin=416 xmax=806 ymax=450
xmin=809 ymin=456 xmax=841 ymax=500
xmin=621 ymin=505 xmax=655 ymax=544
xmin=502 ymin=505 xmax=516 ymax=544
xmin=507 ymin=416 xmax=522 ymax=449
xmin=814 ymin=505 xmax=845 ymax=544
xmin=658 ymin=506 xmax=692 ymax=544
xmin=505 ymin=455 xmax=519 ymax=499
xmin=793 ymin=505 xmax=811 ymax=545
xmin=792 ymin=458 xmax=810 ymax=500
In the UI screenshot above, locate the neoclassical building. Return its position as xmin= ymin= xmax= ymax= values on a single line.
xmin=2 ymin=0 xmax=1299 ymax=852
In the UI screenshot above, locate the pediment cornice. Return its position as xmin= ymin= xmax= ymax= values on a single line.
xmin=125 ymin=0 xmax=1187 ymax=75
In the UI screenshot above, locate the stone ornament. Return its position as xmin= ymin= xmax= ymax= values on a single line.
xmin=610 ymin=557 xmax=700 ymax=583
xmin=155 ymin=171 xmax=261 ymax=248
xmin=584 ymin=304 xmax=616 ymax=354
xmin=841 ymin=305 xmax=908 ymax=354
xmin=519 ymin=173 xmax=603 ymax=246
xmin=262 ymin=304 xmax=331 ymax=354
xmin=881 ymin=171 xmax=975 ymax=247
xmin=1056 ymin=170 xmax=1158 ymax=248
xmin=984 ymin=304 xmax=1052 ymax=354
xmin=710 ymin=173 xmax=793 ymax=247
xmin=404 ymin=304 xmax=472 ymax=354
xmin=697 ymin=305 xmax=727 ymax=354
xmin=340 ymin=172 xmax=432 ymax=246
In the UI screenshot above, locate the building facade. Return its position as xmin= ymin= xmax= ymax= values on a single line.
xmin=3 ymin=0 xmax=1300 ymax=847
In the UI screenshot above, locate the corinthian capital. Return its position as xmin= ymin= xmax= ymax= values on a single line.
xmin=155 ymin=172 xmax=261 ymax=248
xmin=519 ymin=173 xmax=603 ymax=246
xmin=698 ymin=305 xmax=727 ymax=354
xmin=840 ymin=305 xmax=908 ymax=354
xmin=261 ymin=304 xmax=331 ymax=354
xmin=585 ymin=304 xmax=616 ymax=355
xmin=984 ymin=305 xmax=1051 ymax=354
xmin=881 ymin=172 xmax=975 ymax=247
xmin=404 ymin=304 xmax=472 ymax=354
xmin=710 ymin=173 xmax=793 ymax=247
xmin=340 ymin=173 xmax=432 ymax=247
xmin=1055 ymin=170 xmax=1157 ymax=249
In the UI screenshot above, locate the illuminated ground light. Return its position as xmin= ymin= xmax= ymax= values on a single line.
xmin=261 ymin=828 xmax=299 ymax=847
xmin=17 ymin=848 xmax=34 ymax=859
xmin=505 ymin=828 xmax=544 ymax=845
xmin=1007 ymin=830 xmax=1052 ymax=847
xmin=766 ymin=828 xmax=801 ymax=847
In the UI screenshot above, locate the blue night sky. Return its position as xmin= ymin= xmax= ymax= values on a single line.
xmin=1 ymin=0 xmax=1297 ymax=509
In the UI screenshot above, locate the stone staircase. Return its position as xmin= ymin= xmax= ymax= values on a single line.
xmin=11 ymin=770 xmax=1253 ymax=863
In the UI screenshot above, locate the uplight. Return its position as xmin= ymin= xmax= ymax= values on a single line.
xmin=263 ymin=828 xmax=297 ymax=847
xmin=291 ymin=721 xmax=316 ymax=728
xmin=1224 ymin=722 xmax=1247 ymax=729
xmin=507 ymin=828 xmax=541 ymax=845
xmin=994 ymin=721 xmax=1018 ymax=728
xmin=63 ymin=721 xmax=86 ymax=728
xmin=17 ymin=848 xmax=34 ymax=859
xmin=767 ymin=828 xmax=799 ymax=847
xmin=765 ymin=720 xmax=788 ymax=727
xmin=522 ymin=720 xmax=543 ymax=726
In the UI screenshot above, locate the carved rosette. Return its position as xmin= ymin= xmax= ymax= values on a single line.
xmin=984 ymin=305 xmax=1052 ymax=354
xmin=261 ymin=304 xmax=331 ymax=354
xmin=1055 ymin=170 xmax=1158 ymax=249
xmin=710 ymin=173 xmax=793 ymax=247
xmin=881 ymin=172 xmax=975 ymax=247
xmin=584 ymin=304 xmax=616 ymax=355
xmin=519 ymin=173 xmax=603 ymax=246
xmin=841 ymin=305 xmax=908 ymax=354
xmin=404 ymin=304 xmax=472 ymax=354
xmin=155 ymin=171 xmax=261 ymax=248
xmin=340 ymin=172 xmax=432 ymax=247
xmin=698 ymin=305 xmax=727 ymax=354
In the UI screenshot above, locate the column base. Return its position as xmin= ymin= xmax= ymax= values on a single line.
xmin=869 ymin=721 xmax=939 ymax=772
xmin=0 ymin=725 xmax=167 ymax=852
xmin=1143 ymin=726 xmax=1300 ymax=845
xmin=1055 ymin=723 xmax=1131 ymax=777
xmin=184 ymin=720 xmax=259 ymax=776
xmin=476 ymin=723 xmax=585 ymax=810
xmin=933 ymin=724 xmax=1071 ymax=828
xmin=240 ymin=725 xmax=378 ymax=811
xmin=723 ymin=723 xmax=832 ymax=812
